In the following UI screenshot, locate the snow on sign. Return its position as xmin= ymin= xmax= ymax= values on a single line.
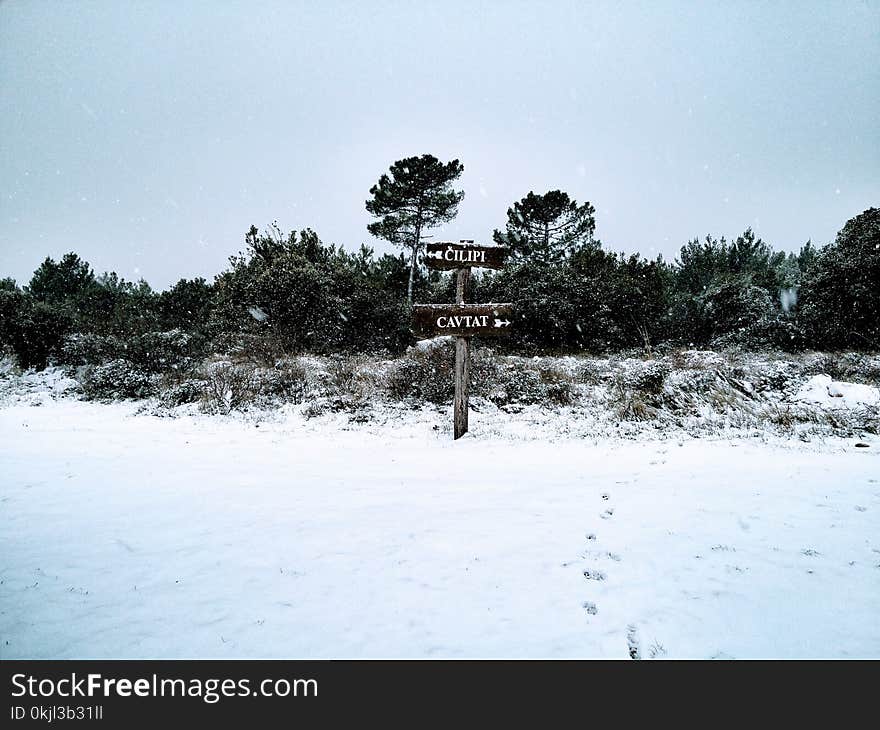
xmin=412 ymin=304 xmax=514 ymax=337
xmin=424 ymin=240 xmax=508 ymax=271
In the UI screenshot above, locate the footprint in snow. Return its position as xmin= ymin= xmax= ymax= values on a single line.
xmin=626 ymin=624 xmax=641 ymax=660
xmin=600 ymin=509 xmax=614 ymax=520
xmin=583 ymin=569 xmax=606 ymax=581
xmin=582 ymin=601 xmax=598 ymax=616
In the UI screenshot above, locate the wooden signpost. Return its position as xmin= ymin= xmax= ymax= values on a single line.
xmin=414 ymin=240 xmax=512 ymax=440
xmin=424 ymin=241 xmax=508 ymax=271
xmin=412 ymin=303 xmax=514 ymax=337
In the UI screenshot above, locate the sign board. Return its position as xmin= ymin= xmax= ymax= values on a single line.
xmin=424 ymin=241 xmax=508 ymax=271
xmin=412 ymin=303 xmax=514 ymax=338
xmin=413 ymin=236 xmax=518 ymax=439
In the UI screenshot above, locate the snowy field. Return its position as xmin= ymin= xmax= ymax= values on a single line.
xmin=1 ymin=399 xmax=878 ymax=659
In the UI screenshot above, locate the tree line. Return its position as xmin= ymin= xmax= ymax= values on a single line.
xmin=0 ymin=153 xmax=877 ymax=372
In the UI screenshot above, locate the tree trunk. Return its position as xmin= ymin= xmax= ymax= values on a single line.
xmin=407 ymin=208 xmax=423 ymax=303
xmin=544 ymin=221 xmax=550 ymax=263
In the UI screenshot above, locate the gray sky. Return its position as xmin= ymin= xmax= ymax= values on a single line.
xmin=1 ymin=0 xmax=877 ymax=289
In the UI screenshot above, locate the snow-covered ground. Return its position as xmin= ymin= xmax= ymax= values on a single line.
xmin=1 ymin=399 xmax=878 ymax=659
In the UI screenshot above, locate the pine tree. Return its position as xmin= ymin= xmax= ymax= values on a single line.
xmin=493 ymin=190 xmax=596 ymax=264
xmin=365 ymin=154 xmax=465 ymax=302
xmin=800 ymin=207 xmax=880 ymax=348
xmin=27 ymin=253 xmax=96 ymax=304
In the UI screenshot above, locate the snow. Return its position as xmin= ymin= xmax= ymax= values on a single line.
xmin=794 ymin=374 xmax=880 ymax=410
xmin=1 ymin=399 xmax=878 ymax=659
xmin=247 ymin=306 xmax=269 ymax=322
xmin=414 ymin=335 xmax=454 ymax=351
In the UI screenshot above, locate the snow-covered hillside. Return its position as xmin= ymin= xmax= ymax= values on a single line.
xmin=1 ymin=399 xmax=877 ymax=658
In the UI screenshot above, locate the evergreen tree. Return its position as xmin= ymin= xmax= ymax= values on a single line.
xmin=27 ymin=253 xmax=96 ymax=304
xmin=800 ymin=207 xmax=880 ymax=349
xmin=493 ymin=190 xmax=596 ymax=264
xmin=365 ymin=154 xmax=465 ymax=302
xmin=158 ymin=278 xmax=214 ymax=331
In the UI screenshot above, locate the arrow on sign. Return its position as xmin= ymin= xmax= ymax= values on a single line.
xmin=493 ymin=318 xmax=511 ymax=328
xmin=426 ymin=250 xmax=444 ymax=260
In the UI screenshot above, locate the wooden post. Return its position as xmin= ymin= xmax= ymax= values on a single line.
xmin=454 ymin=268 xmax=470 ymax=439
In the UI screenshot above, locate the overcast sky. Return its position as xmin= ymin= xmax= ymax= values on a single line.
xmin=1 ymin=0 xmax=877 ymax=289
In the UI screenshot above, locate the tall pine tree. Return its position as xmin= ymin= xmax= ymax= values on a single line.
xmin=365 ymin=154 xmax=465 ymax=302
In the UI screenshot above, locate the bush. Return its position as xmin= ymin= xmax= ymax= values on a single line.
xmin=127 ymin=329 xmax=205 ymax=372
xmin=800 ymin=208 xmax=880 ymax=349
xmin=252 ymin=361 xmax=310 ymax=403
xmin=477 ymin=356 xmax=578 ymax=407
xmin=385 ymin=344 xmax=580 ymax=407
xmin=386 ymin=340 xmax=456 ymax=403
xmin=6 ymin=301 xmax=74 ymax=370
xmin=159 ymin=378 xmax=207 ymax=407
xmin=200 ymin=361 xmax=260 ymax=414
xmin=625 ymin=360 xmax=669 ymax=394
xmin=61 ymin=329 xmax=206 ymax=372
xmin=608 ymin=360 xmax=669 ymax=421
xmin=61 ymin=332 xmax=125 ymax=366
xmin=325 ymin=355 xmax=377 ymax=402
xmin=80 ymin=359 xmax=158 ymax=400
xmin=198 ymin=360 xmax=309 ymax=413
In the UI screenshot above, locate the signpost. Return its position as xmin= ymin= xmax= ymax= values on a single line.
xmin=411 ymin=303 xmax=514 ymax=337
xmin=424 ymin=241 xmax=508 ymax=271
xmin=416 ymin=240 xmax=512 ymax=439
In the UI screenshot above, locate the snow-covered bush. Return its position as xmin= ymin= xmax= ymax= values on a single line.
xmin=127 ymin=329 xmax=203 ymax=372
xmin=385 ymin=343 xmax=580 ymax=407
xmin=79 ymin=359 xmax=158 ymax=401
xmin=252 ymin=361 xmax=309 ymax=404
xmin=386 ymin=340 xmax=456 ymax=403
xmin=61 ymin=332 xmax=125 ymax=366
xmin=159 ymin=378 xmax=207 ymax=407
xmin=607 ymin=360 xmax=670 ymax=421
xmin=61 ymin=329 xmax=205 ymax=373
xmin=478 ymin=355 xmax=577 ymax=407
xmin=325 ymin=355 xmax=378 ymax=403
xmin=198 ymin=359 xmax=310 ymax=414
xmin=200 ymin=361 xmax=260 ymax=414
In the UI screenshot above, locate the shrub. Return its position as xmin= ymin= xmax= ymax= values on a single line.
xmin=386 ymin=340 xmax=456 ymax=403
xmin=80 ymin=359 xmax=158 ymax=400
xmin=800 ymin=208 xmax=880 ymax=349
xmin=200 ymin=361 xmax=260 ymax=414
xmin=625 ymin=360 xmax=669 ymax=395
xmin=608 ymin=360 xmax=669 ymax=421
xmin=61 ymin=329 xmax=206 ymax=372
xmin=126 ymin=329 xmax=205 ymax=372
xmin=252 ymin=361 xmax=310 ymax=404
xmin=6 ymin=301 xmax=75 ymax=370
xmin=384 ymin=344 xmax=582 ymax=407
xmin=61 ymin=332 xmax=125 ymax=366
xmin=325 ymin=355 xmax=376 ymax=402
xmin=159 ymin=378 xmax=207 ymax=407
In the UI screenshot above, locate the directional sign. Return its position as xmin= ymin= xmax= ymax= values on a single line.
xmin=424 ymin=241 xmax=508 ymax=271
xmin=412 ymin=303 xmax=514 ymax=337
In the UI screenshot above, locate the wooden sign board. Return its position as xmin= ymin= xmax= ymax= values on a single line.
xmin=424 ymin=241 xmax=508 ymax=271
xmin=412 ymin=303 xmax=514 ymax=337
